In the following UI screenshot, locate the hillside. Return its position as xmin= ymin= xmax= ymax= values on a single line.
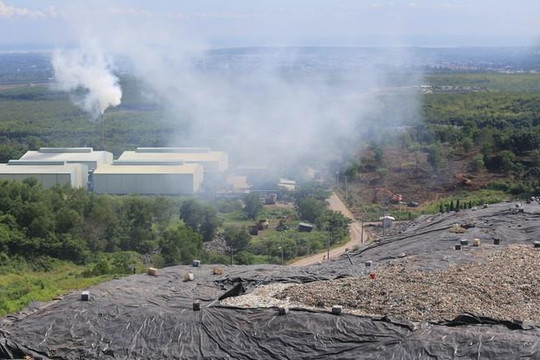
xmin=339 ymin=73 xmax=540 ymax=219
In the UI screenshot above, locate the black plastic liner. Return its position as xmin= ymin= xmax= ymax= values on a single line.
xmin=1 ymin=202 xmax=540 ymax=359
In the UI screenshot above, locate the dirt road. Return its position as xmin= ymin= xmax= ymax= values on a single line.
xmin=291 ymin=192 xmax=368 ymax=267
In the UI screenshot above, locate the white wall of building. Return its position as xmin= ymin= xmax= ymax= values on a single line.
xmin=93 ymin=164 xmax=203 ymax=195
xmin=0 ymin=163 xmax=87 ymax=189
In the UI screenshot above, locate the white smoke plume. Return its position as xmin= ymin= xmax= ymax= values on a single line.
xmin=52 ymin=41 xmax=122 ymax=119
xmin=57 ymin=6 xmax=421 ymax=173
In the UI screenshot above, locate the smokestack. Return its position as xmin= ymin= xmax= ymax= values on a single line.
xmin=100 ymin=113 xmax=105 ymax=151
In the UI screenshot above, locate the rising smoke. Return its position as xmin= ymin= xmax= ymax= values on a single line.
xmin=52 ymin=41 xmax=122 ymax=120
xmin=55 ymin=6 xmax=421 ymax=173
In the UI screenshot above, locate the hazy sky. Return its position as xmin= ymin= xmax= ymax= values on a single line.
xmin=1 ymin=0 xmax=540 ymax=47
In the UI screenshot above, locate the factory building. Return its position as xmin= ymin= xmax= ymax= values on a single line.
xmin=0 ymin=161 xmax=88 ymax=188
xmin=118 ymin=147 xmax=228 ymax=173
xmin=93 ymin=161 xmax=203 ymax=195
xmin=19 ymin=147 xmax=113 ymax=172
xmin=0 ymin=147 xmax=217 ymax=195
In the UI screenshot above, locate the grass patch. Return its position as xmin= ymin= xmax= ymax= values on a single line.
xmin=218 ymin=206 xmax=295 ymax=227
xmin=422 ymin=189 xmax=509 ymax=214
xmin=356 ymin=204 xmax=420 ymax=222
xmin=0 ymin=260 xmax=113 ymax=317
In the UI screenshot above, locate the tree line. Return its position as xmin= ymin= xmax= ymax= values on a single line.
xmin=0 ymin=179 xmax=206 ymax=269
xmin=0 ymin=179 xmax=352 ymax=271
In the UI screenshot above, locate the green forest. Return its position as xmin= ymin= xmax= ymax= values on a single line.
xmin=0 ymin=78 xmax=175 ymax=159
xmin=420 ymin=75 xmax=540 ymax=192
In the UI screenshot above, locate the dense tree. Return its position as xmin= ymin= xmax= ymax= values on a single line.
xmin=427 ymin=143 xmax=443 ymax=170
xmin=159 ymin=225 xmax=202 ymax=266
xmin=124 ymin=197 xmax=155 ymax=253
xmin=530 ymin=149 xmax=540 ymax=167
xmin=373 ymin=146 xmax=384 ymax=164
xmin=0 ymin=181 xmax=189 ymax=262
xmin=320 ymin=211 xmax=351 ymax=245
xmin=296 ymin=197 xmax=326 ymax=223
xmin=499 ymin=150 xmax=517 ymax=174
xmin=461 ymin=137 xmax=474 ymax=153
xmin=293 ymin=183 xmax=330 ymax=203
xmin=0 ymin=224 xmax=10 ymax=253
xmin=243 ymin=193 xmax=263 ymax=220
xmin=235 ymin=251 xmax=254 ymax=265
xmin=470 ymin=154 xmax=485 ymax=173
xmin=180 ymin=199 xmax=221 ymax=241
xmin=223 ymin=226 xmax=251 ymax=252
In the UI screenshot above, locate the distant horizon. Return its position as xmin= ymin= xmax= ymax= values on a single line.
xmin=0 ymin=42 xmax=538 ymax=54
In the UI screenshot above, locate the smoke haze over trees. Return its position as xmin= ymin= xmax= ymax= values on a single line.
xmin=45 ymin=7 xmax=423 ymax=170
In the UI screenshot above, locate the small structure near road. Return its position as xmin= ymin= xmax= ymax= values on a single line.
xmin=297 ymin=222 xmax=314 ymax=232
xmin=278 ymin=178 xmax=297 ymax=191
xmin=380 ymin=215 xmax=395 ymax=229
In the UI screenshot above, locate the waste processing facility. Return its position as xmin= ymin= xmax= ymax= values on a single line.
xmin=93 ymin=161 xmax=203 ymax=195
xmin=19 ymin=147 xmax=113 ymax=171
xmin=0 ymin=147 xmax=227 ymax=195
xmin=118 ymin=147 xmax=228 ymax=173
xmin=0 ymin=161 xmax=88 ymax=188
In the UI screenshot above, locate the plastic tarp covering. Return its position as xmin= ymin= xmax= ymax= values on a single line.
xmin=1 ymin=202 xmax=540 ymax=359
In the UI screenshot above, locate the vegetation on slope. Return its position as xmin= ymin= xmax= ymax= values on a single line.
xmin=339 ymin=73 xmax=540 ymax=219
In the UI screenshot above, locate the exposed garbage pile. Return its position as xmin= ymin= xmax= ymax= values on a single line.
xmin=277 ymin=245 xmax=540 ymax=322
xmin=1 ymin=202 xmax=540 ymax=359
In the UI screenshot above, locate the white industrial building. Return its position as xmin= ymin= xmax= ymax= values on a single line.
xmin=93 ymin=161 xmax=203 ymax=195
xmin=0 ymin=161 xmax=88 ymax=188
xmin=0 ymin=147 xmax=218 ymax=195
xmin=19 ymin=147 xmax=113 ymax=172
xmin=118 ymin=147 xmax=228 ymax=173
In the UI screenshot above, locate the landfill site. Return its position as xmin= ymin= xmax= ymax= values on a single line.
xmin=1 ymin=201 xmax=540 ymax=359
